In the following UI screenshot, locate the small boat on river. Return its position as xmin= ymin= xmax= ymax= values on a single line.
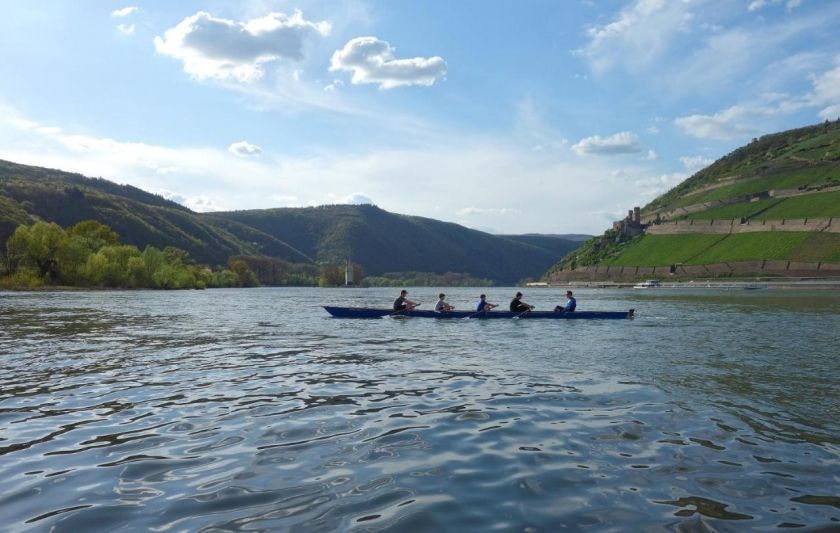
xmin=324 ymin=306 xmax=635 ymax=319
xmin=633 ymin=279 xmax=661 ymax=289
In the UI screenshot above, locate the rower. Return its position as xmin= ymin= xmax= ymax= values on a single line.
xmin=435 ymin=293 xmax=455 ymax=312
xmin=393 ymin=290 xmax=418 ymax=312
xmin=509 ymin=291 xmax=534 ymax=312
xmin=554 ymin=290 xmax=577 ymax=313
xmin=476 ymin=294 xmax=498 ymax=312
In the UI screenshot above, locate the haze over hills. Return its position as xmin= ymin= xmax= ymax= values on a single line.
xmin=0 ymin=159 xmax=583 ymax=284
xmin=548 ymin=120 xmax=840 ymax=280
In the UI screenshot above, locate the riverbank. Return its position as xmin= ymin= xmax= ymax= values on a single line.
xmin=531 ymin=278 xmax=840 ymax=290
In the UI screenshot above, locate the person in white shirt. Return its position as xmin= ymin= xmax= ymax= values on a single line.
xmin=435 ymin=293 xmax=455 ymax=312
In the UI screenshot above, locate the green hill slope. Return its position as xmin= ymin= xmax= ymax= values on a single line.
xmin=0 ymin=159 xmax=580 ymax=284
xmin=212 ymin=205 xmax=570 ymax=284
xmin=0 ymin=160 xmax=312 ymax=265
xmin=548 ymin=119 xmax=840 ymax=279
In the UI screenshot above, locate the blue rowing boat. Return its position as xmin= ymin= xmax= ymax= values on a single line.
xmin=324 ymin=306 xmax=634 ymax=319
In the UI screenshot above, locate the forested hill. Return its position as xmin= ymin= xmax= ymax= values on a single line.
xmin=210 ymin=206 xmax=579 ymax=283
xmin=547 ymin=119 xmax=840 ymax=278
xmin=0 ymin=159 xmax=582 ymax=283
xmin=0 ymin=160 xmax=310 ymax=265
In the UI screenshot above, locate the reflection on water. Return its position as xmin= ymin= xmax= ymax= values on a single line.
xmin=0 ymin=287 xmax=838 ymax=531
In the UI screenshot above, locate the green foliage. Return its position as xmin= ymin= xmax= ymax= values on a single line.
xmin=227 ymin=258 xmax=260 ymax=287
xmin=0 ymin=158 xmax=583 ymax=284
xmin=644 ymin=118 xmax=840 ymax=214
xmin=0 ymin=268 xmax=44 ymax=289
xmin=319 ymin=264 xmax=344 ymax=287
xmin=360 ymin=271 xmax=494 ymax=287
xmin=218 ymin=204 xmax=578 ymax=284
xmin=0 ymin=221 xmax=242 ymax=289
xmin=0 ymin=159 xmax=310 ymax=266
xmin=545 ymin=120 xmax=840 ymax=276
xmin=231 ymin=255 xmax=319 ymax=286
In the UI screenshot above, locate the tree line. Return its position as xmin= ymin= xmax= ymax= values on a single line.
xmin=1 ymin=220 xmax=502 ymax=289
xmin=0 ymin=220 xmax=257 ymax=289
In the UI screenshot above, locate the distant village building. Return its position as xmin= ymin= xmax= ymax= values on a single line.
xmin=612 ymin=206 xmax=646 ymax=238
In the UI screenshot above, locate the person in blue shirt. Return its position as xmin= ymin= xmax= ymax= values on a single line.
xmin=554 ymin=290 xmax=577 ymax=313
xmin=476 ymin=294 xmax=498 ymax=312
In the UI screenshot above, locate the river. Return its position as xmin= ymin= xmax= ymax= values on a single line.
xmin=1 ymin=287 xmax=838 ymax=531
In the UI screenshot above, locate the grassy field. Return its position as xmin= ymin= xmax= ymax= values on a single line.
xmin=670 ymin=165 xmax=840 ymax=209
xmin=682 ymin=198 xmax=784 ymax=221
xmin=689 ymin=233 xmax=812 ymax=264
xmin=603 ymin=232 xmax=839 ymax=266
xmin=602 ymin=234 xmax=727 ymax=266
xmin=756 ymin=190 xmax=840 ymax=219
xmin=788 ymin=233 xmax=840 ymax=262
xmin=681 ymin=189 xmax=840 ymax=220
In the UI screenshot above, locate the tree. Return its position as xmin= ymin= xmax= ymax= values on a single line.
xmin=67 ymin=220 xmax=118 ymax=253
xmin=5 ymin=222 xmax=67 ymax=281
xmin=228 ymin=258 xmax=259 ymax=287
xmin=319 ymin=264 xmax=344 ymax=287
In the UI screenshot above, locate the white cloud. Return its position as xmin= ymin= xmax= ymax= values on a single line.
xmin=680 ymin=155 xmax=714 ymax=172
xmin=339 ymin=193 xmax=375 ymax=205
xmin=0 ymin=106 xmax=671 ymax=235
xmin=577 ymin=0 xmax=695 ymax=73
xmin=674 ymin=105 xmax=773 ymax=140
xmin=634 ymin=172 xmax=689 ymax=198
xmin=329 ymin=37 xmax=447 ymax=89
xmin=324 ymin=79 xmax=344 ymax=92
xmin=156 ymin=189 xmax=222 ymax=211
xmin=675 ymin=56 xmax=840 ymax=139
xmin=749 ymin=0 xmax=804 ymax=11
xmin=572 ymin=132 xmax=643 ymax=156
xmin=646 ymin=125 xmax=660 ymax=134
xmin=645 ymin=149 xmax=658 ymax=160
xmin=457 ymin=207 xmax=520 ymax=216
xmin=111 ymin=6 xmax=138 ymax=18
xmin=154 ymin=10 xmax=331 ymax=83
xmin=809 ymin=58 xmax=840 ymax=119
xmin=228 ymin=140 xmax=262 ymax=156
xmin=116 ymin=24 xmax=135 ymax=36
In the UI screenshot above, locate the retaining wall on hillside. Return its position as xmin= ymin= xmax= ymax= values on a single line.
xmin=645 ymin=217 xmax=840 ymax=235
xmin=548 ymin=260 xmax=840 ymax=281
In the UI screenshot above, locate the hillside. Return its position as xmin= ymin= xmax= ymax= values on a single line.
xmin=0 ymin=159 xmax=580 ymax=284
xmin=0 ymin=160 xmax=310 ymax=265
xmin=548 ymin=119 xmax=840 ymax=280
xmin=211 ymin=206 xmax=571 ymax=283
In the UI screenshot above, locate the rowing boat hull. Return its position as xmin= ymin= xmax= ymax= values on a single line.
xmin=323 ymin=306 xmax=634 ymax=319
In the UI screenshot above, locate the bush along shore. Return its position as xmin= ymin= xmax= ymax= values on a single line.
xmin=0 ymin=220 xmax=259 ymax=290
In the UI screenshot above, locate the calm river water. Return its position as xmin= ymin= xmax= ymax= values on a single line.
xmin=1 ymin=287 xmax=838 ymax=531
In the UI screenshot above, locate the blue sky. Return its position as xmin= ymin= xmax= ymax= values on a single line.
xmin=1 ymin=0 xmax=838 ymax=234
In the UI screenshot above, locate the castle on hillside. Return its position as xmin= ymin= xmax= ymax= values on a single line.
xmin=612 ymin=207 xmax=646 ymax=238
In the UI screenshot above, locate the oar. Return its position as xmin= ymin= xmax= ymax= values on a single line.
xmin=463 ymin=308 xmax=487 ymax=320
xmin=512 ymin=307 xmax=534 ymax=319
xmin=389 ymin=303 xmax=420 ymax=317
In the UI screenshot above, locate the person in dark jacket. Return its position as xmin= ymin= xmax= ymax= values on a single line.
xmin=393 ymin=290 xmax=417 ymax=311
xmin=510 ymin=291 xmax=534 ymax=312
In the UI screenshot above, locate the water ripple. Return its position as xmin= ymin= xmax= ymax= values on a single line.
xmin=0 ymin=288 xmax=838 ymax=530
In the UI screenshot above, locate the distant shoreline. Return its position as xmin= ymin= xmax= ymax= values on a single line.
xmin=532 ymin=279 xmax=840 ymax=290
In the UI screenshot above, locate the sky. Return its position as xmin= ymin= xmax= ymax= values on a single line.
xmin=0 ymin=0 xmax=838 ymax=235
